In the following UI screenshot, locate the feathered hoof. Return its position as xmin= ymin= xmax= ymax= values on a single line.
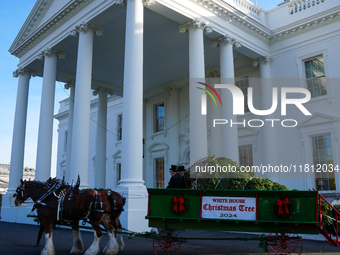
xmin=70 ymin=247 xmax=84 ymax=254
xmin=118 ymin=241 xmax=124 ymax=252
xmin=103 ymin=243 xmax=119 ymax=255
xmin=41 ymin=248 xmax=55 ymax=255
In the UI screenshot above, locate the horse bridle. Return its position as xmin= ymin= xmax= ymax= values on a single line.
xmin=15 ymin=181 xmax=26 ymax=202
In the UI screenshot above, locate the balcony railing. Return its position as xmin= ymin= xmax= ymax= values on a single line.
xmin=288 ymin=0 xmax=326 ymax=15
xmin=221 ymin=0 xmax=262 ymax=21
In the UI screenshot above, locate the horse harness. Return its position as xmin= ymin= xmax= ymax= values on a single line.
xmin=27 ymin=181 xmax=120 ymax=223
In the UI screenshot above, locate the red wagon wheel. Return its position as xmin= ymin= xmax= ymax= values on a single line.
xmin=266 ymin=228 xmax=303 ymax=255
xmin=153 ymin=231 xmax=182 ymax=255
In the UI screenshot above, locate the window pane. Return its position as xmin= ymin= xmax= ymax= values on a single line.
xmin=236 ymin=77 xmax=249 ymax=112
xmin=239 ymin=145 xmax=253 ymax=167
xmin=305 ymin=56 xmax=326 ymax=98
xmin=305 ymin=61 xmax=312 ymax=78
xmin=155 ymin=103 xmax=165 ymax=132
xmin=313 ymin=134 xmax=335 ymax=191
xmin=155 ymin=158 xmax=164 ymax=188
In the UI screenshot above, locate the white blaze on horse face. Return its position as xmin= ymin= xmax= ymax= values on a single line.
xmin=41 ymin=233 xmax=55 ymax=255
xmin=84 ymin=231 xmax=101 ymax=255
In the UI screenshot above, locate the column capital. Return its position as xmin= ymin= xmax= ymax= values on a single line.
xmin=143 ymin=0 xmax=156 ymax=6
xmin=92 ymin=86 xmax=114 ymax=96
xmin=164 ymin=84 xmax=180 ymax=96
xmin=179 ymin=19 xmax=213 ymax=34
xmin=37 ymin=48 xmax=65 ymax=60
xmin=112 ymin=0 xmax=125 ymax=4
xmin=252 ymin=56 xmax=272 ymax=66
xmin=64 ymin=79 xmax=75 ymax=90
xmin=13 ymin=68 xmax=36 ymax=78
xmin=70 ymin=22 xmax=103 ymax=37
xmin=211 ymin=35 xmax=242 ymax=48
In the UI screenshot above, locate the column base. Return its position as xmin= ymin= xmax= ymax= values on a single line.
xmin=114 ymin=185 xmax=149 ymax=232
xmin=0 ymin=191 xmax=35 ymax=224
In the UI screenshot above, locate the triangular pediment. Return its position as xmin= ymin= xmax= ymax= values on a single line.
xmin=298 ymin=112 xmax=340 ymax=128
xmin=9 ymin=0 xmax=70 ymax=54
xmin=148 ymin=142 xmax=169 ymax=153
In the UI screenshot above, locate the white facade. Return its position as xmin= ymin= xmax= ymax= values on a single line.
xmin=3 ymin=0 xmax=340 ymax=228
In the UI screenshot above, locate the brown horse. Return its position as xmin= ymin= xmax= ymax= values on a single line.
xmin=44 ymin=178 xmax=125 ymax=253
xmin=14 ymin=179 xmax=124 ymax=255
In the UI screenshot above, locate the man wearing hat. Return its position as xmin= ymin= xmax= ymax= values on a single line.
xmin=167 ymin=165 xmax=186 ymax=188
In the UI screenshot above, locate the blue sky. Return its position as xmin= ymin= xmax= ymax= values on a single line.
xmin=0 ymin=0 xmax=282 ymax=174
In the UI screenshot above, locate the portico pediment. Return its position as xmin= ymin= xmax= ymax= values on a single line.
xmin=298 ymin=112 xmax=340 ymax=128
xmin=10 ymin=0 xmax=70 ymax=53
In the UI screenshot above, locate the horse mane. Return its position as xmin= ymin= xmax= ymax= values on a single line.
xmin=29 ymin=180 xmax=52 ymax=189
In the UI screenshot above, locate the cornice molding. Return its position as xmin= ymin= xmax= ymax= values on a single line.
xmin=190 ymin=0 xmax=271 ymax=41
xmin=211 ymin=35 xmax=242 ymax=48
xmin=37 ymin=48 xmax=65 ymax=60
xmin=13 ymin=68 xmax=37 ymax=78
xmin=54 ymin=111 xmax=69 ymax=121
xmin=270 ymin=10 xmax=340 ymax=42
xmin=190 ymin=0 xmax=340 ymax=43
xmin=11 ymin=0 xmax=95 ymax=58
xmin=179 ymin=19 xmax=213 ymax=34
xmin=70 ymin=22 xmax=103 ymax=37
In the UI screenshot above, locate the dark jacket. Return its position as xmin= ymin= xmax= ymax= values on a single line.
xmin=166 ymin=173 xmax=185 ymax=188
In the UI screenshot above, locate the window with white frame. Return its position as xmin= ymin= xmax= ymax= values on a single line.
xmin=154 ymin=103 xmax=164 ymax=133
xmin=235 ymin=77 xmax=249 ymax=112
xmin=304 ymin=56 xmax=326 ymax=98
xmin=312 ymin=134 xmax=335 ymax=191
xmin=239 ymin=144 xmax=253 ymax=167
xmin=117 ymin=114 xmax=122 ymax=141
xmin=155 ymin=157 xmax=164 ymax=188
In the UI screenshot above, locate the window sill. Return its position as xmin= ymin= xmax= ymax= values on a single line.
xmin=305 ymin=95 xmax=332 ymax=104
xmin=151 ymin=130 xmax=166 ymax=139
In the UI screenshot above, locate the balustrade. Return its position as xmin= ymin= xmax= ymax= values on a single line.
xmin=289 ymin=0 xmax=325 ymax=15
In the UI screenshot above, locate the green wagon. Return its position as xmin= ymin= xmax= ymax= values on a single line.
xmin=146 ymin=188 xmax=340 ymax=254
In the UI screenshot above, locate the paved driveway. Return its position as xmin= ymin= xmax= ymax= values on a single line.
xmin=0 ymin=221 xmax=339 ymax=254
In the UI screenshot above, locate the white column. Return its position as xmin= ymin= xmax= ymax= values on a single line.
xmin=64 ymin=80 xmax=75 ymax=184
xmin=257 ymin=57 xmax=278 ymax=178
xmin=117 ymin=0 xmax=149 ymax=232
xmin=120 ymin=0 xmax=144 ymax=188
xmin=165 ymin=85 xmax=180 ymax=183
xmin=206 ymin=78 xmax=223 ymax=157
xmin=7 ymin=69 xmax=34 ymax=193
xmin=180 ymin=19 xmax=212 ymax=166
xmin=211 ymin=36 xmax=241 ymax=164
xmin=93 ymin=87 xmax=112 ymax=189
xmin=35 ymin=49 xmax=64 ymax=181
xmin=69 ymin=23 xmax=102 ymax=188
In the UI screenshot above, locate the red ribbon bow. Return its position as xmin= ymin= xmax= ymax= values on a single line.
xmin=173 ymin=197 xmax=186 ymax=214
xmin=277 ymin=198 xmax=290 ymax=216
